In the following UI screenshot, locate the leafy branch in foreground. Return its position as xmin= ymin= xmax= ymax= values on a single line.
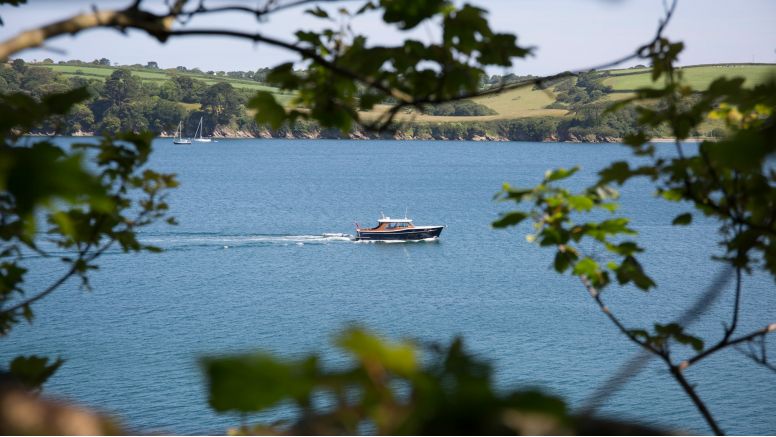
xmin=0 ymin=88 xmax=178 ymax=390
xmin=203 ymin=327 xmax=664 ymax=435
xmin=494 ymin=36 xmax=776 ymax=436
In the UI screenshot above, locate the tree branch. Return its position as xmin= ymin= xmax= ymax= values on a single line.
xmin=668 ymin=364 xmax=724 ymax=435
xmin=682 ymin=322 xmax=776 ymax=368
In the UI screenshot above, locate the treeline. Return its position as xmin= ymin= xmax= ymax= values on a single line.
xmin=421 ymin=99 xmax=497 ymax=116
xmin=1 ymin=59 xmax=249 ymax=135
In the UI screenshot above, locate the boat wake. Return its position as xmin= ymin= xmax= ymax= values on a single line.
xmin=22 ymin=231 xmax=439 ymax=259
xmin=139 ymin=232 xmax=356 ymax=250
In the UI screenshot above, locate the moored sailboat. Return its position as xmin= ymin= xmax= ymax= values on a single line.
xmin=173 ymin=121 xmax=191 ymax=144
xmin=192 ymin=116 xmax=213 ymax=143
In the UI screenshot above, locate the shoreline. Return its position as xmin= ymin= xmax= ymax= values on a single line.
xmin=24 ymin=132 xmax=716 ymax=143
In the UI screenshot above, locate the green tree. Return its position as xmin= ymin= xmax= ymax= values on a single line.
xmin=103 ymin=68 xmax=141 ymax=104
xmin=201 ymin=82 xmax=241 ymax=125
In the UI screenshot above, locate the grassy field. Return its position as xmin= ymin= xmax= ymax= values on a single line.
xmin=359 ymin=85 xmax=567 ymax=122
xmin=603 ymin=64 xmax=776 ymax=91
xmin=40 ymin=63 xmax=285 ymax=94
xmin=37 ymin=62 xmax=776 ymax=122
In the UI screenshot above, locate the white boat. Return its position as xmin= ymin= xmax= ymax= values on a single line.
xmin=173 ymin=121 xmax=191 ymax=144
xmin=192 ymin=116 xmax=212 ymax=143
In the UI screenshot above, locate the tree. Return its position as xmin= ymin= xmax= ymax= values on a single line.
xmin=201 ymin=82 xmax=241 ymax=125
xmin=145 ymin=61 xmax=159 ymax=69
xmin=10 ymin=58 xmax=25 ymax=73
xmin=103 ymin=68 xmax=142 ymax=104
xmin=98 ymin=57 xmax=110 ymax=66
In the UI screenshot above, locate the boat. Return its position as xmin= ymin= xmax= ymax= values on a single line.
xmin=355 ymin=214 xmax=445 ymax=241
xmin=172 ymin=121 xmax=191 ymax=144
xmin=192 ymin=116 xmax=213 ymax=143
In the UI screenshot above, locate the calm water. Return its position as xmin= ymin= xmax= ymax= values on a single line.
xmin=4 ymin=139 xmax=775 ymax=435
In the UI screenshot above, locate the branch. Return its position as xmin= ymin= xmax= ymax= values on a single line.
xmin=682 ymin=322 xmax=776 ymax=368
xmin=669 ymin=364 xmax=724 ymax=435
xmin=0 ymin=240 xmax=113 ymax=316
xmin=579 ymin=276 xmax=660 ymax=355
xmin=735 ymin=335 xmax=776 ymax=374
xmin=0 ymin=8 xmax=177 ymax=60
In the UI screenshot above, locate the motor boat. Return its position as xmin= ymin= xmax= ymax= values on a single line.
xmin=355 ymin=215 xmax=444 ymax=241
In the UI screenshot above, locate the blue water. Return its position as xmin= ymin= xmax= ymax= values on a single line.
xmin=3 ymin=139 xmax=775 ymax=435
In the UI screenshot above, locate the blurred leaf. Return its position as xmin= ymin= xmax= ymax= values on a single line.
xmin=672 ymin=213 xmax=692 ymax=226
xmin=337 ymin=327 xmax=417 ymax=376
xmin=9 ymin=355 xmax=64 ymax=390
xmin=204 ymin=353 xmax=318 ymax=413
xmin=492 ymin=211 xmax=528 ymax=228
xmin=248 ymin=91 xmax=287 ymax=130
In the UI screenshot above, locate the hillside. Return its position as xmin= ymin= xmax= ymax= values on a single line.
xmin=11 ymin=61 xmax=776 ymax=141
xmin=36 ymin=62 xmax=776 ymax=123
xmin=360 ymin=63 xmax=776 ymax=123
xmin=39 ymin=63 xmax=293 ymax=103
xmin=603 ymin=63 xmax=776 ymax=92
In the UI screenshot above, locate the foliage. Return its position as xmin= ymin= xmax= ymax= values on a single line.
xmin=204 ymin=327 xmax=659 ymax=435
xmin=421 ymin=99 xmax=497 ymax=116
xmin=0 ymin=86 xmax=178 ymax=389
xmin=493 ymin=36 xmax=776 ymax=434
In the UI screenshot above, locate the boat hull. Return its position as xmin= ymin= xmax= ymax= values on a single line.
xmin=355 ymin=226 xmax=444 ymax=241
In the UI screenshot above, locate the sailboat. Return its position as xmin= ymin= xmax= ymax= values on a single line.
xmin=192 ymin=116 xmax=213 ymax=143
xmin=173 ymin=121 xmax=191 ymax=144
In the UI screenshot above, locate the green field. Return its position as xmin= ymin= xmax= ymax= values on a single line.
xmin=40 ymin=63 xmax=286 ymax=94
xmin=603 ymin=64 xmax=776 ymax=91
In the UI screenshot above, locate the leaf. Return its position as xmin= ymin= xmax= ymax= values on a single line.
xmin=672 ymin=213 xmax=692 ymax=225
xmin=248 ymin=91 xmax=287 ymax=129
xmin=615 ymin=256 xmax=655 ymax=291
xmin=572 ymin=257 xmax=599 ymax=279
xmin=337 ymin=327 xmax=417 ymax=376
xmin=567 ymin=195 xmax=594 ymax=211
xmin=304 ymin=6 xmax=330 ymax=19
xmin=492 ymin=211 xmax=528 ymax=228
xmin=203 ymin=353 xmax=318 ymax=413
xmin=380 ymin=0 xmax=449 ymax=30
xmin=544 ymin=166 xmax=579 ymax=182
xmin=9 ymin=355 xmax=64 ymax=390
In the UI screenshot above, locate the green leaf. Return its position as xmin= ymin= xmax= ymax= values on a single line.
xmin=544 ymin=166 xmax=579 ymax=183
xmin=337 ymin=327 xmax=417 ymax=376
xmin=9 ymin=355 xmax=64 ymax=390
xmin=567 ymin=195 xmax=594 ymax=211
xmin=553 ymin=250 xmax=577 ymax=273
xmin=380 ymin=0 xmax=449 ymax=30
xmin=304 ymin=6 xmax=330 ymax=19
xmin=204 ymin=353 xmax=318 ymax=413
xmin=248 ymin=91 xmax=287 ymax=129
xmin=572 ymin=257 xmax=599 ymax=278
xmin=492 ymin=211 xmax=528 ymax=228
xmin=672 ymin=213 xmax=692 ymax=225
xmin=615 ymin=256 xmax=655 ymax=291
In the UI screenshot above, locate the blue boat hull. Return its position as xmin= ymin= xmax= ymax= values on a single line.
xmin=355 ymin=226 xmax=444 ymax=241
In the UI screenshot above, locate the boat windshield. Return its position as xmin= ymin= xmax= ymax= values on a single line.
xmin=387 ymin=222 xmax=410 ymax=229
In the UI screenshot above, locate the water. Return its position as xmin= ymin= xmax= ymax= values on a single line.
xmin=4 ymin=139 xmax=775 ymax=435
